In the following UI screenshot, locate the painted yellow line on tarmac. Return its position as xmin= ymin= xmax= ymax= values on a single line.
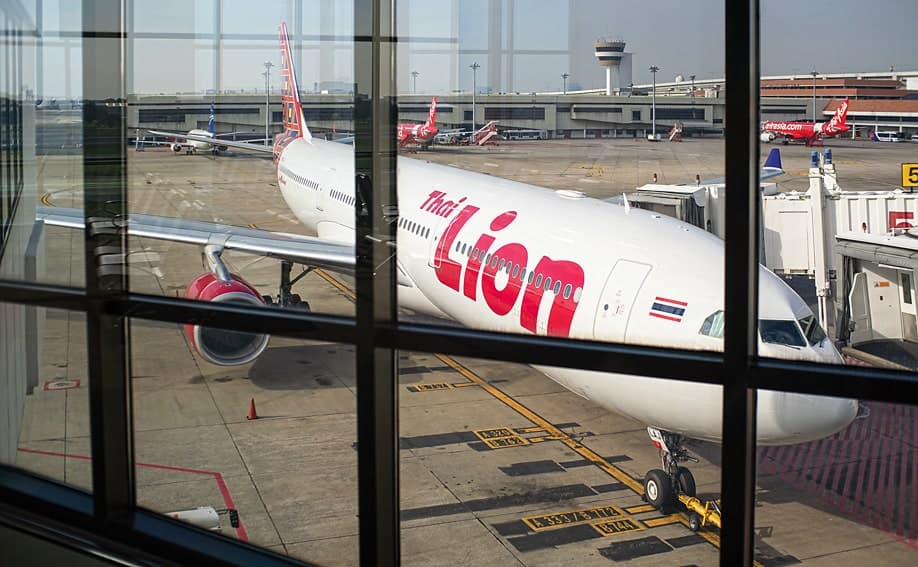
xmin=624 ymin=504 xmax=656 ymax=515
xmin=309 ymin=268 xmax=755 ymax=562
xmin=314 ymin=268 xmax=356 ymax=298
xmin=312 ymin=267 xmax=643 ymax=494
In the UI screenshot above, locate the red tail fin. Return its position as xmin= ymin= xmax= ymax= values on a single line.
xmin=426 ymin=97 xmax=437 ymax=129
xmin=826 ymin=99 xmax=849 ymax=133
xmin=278 ymin=23 xmax=310 ymax=140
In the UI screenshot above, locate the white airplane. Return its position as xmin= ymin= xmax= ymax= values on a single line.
xmin=142 ymin=102 xmax=265 ymax=155
xmin=39 ymin=22 xmax=857 ymax=513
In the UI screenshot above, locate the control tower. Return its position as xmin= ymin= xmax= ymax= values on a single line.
xmin=594 ymin=39 xmax=632 ymax=95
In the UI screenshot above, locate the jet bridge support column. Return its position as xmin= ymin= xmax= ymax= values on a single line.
xmin=808 ymin=150 xmax=835 ymax=334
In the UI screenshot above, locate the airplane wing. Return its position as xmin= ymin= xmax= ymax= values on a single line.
xmin=36 ymin=206 xmax=354 ymax=273
xmin=145 ymin=130 xmax=275 ymax=154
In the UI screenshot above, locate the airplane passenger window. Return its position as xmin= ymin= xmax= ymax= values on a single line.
xmin=527 ymin=271 xmax=534 ymax=285
xmin=563 ymin=284 xmax=572 ymax=299
xmin=491 ymin=256 xmax=499 ymax=269
xmin=699 ymin=310 xmax=725 ymax=339
xmin=512 ymin=265 xmax=520 ymax=278
xmin=553 ymin=281 xmax=562 ymax=295
xmin=544 ymin=276 xmax=552 ymax=291
xmin=499 ymin=259 xmax=506 ymax=271
xmin=534 ymin=274 xmax=543 ymax=288
xmin=485 ymin=253 xmax=492 ymax=264
xmin=759 ymin=320 xmax=806 ymax=347
xmin=472 ymin=247 xmax=479 ymax=258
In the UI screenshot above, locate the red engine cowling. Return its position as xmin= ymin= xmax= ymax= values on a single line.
xmin=171 ymin=143 xmax=183 ymax=153
xmin=183 ymin=273 xmax=269 ymax=366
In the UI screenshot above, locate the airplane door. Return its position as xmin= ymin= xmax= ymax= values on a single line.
xmin=593 ymin=260 xmax=652 ymax=342
xmin=427 ymin=213 xmax=455 ymax=269
xmin=898 ymin=270 xmax=918 ymax=342
xmin=848 ymin=272 xmax=872 ymax=344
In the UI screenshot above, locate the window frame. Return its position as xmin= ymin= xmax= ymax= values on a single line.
xmin=0 ymin=1 xmax=917 ymax=567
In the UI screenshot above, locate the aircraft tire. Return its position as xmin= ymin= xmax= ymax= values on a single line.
xmin=644 ymin=469 xmax=673 ymax=511
xmin=676 ymin=467 xmax=696 ymax=497
xmin=688 ymin=512 xmax=702 ymax=532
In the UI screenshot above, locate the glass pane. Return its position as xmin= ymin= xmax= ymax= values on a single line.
xmin=131 ymin=316 xmax=357 ymax=560
xmin=4 ymin=304 xmax=92 ymax=494
xmin=756 ymin=396 xmax=918 ymax=563
xmin=760 ymin=1 xmax=918 ymax=368
xmin=400 ymin=350 xmax=721 ymax=565
xmin=126 ymin=2 xmax=356 ymax=318
xmin=4 ymin=3 xmax=84 ymax=287
xmin=395 ymin=0 xmax=728 ymax=356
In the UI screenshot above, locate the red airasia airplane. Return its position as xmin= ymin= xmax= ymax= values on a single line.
xmin=397 ymin=96 xmax=438 ymax=149
xmin=761 ymin=99 xmax=849 ymax=146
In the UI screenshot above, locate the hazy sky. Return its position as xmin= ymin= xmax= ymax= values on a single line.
xmin=29 ymin=0 xmax=918 ymax=97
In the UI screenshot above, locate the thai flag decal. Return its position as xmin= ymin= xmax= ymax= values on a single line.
xmin=649 ymin=296 xmax=687 ymax=322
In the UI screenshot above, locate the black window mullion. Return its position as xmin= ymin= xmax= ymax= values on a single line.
xmin=354 ymin=0 xmax=400 ymax=564
xmin=81 ymin=0 xmax=134 ymax=527
xmin=721 ymin=0 xmax=760 ymax=564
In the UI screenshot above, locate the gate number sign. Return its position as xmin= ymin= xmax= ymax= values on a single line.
xmin=903 ymin=164 xmax=918 ymax=188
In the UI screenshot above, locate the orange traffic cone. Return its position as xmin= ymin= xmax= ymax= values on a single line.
xmin=246 ymin=398 xmax=258 ymax=420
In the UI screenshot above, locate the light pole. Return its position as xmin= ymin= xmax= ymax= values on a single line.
xmin=263 ymin=60 xmax=275 ymax=143
xmin=411 ymin=70 xmax=419 ymax=94
xmin=649 ymin=65 xmax=659 ymax=139
xmin=811 ymin=69 xmax=818 ymax=123
xmin=562 ymin=72 xmax=569 ymax=95
xmin=689 ymin=74 xmax=696 ymax=105
xmin=470 ymin=62 xmax=480 ymax=131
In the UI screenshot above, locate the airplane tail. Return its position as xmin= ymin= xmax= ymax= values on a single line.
xmin=763 ymin=147 xmax=782 ymax=170
xmin=278 ymin=22 xmax=311 ymax=141
xmin=207 ymin=102 xmax=216 ymax=134
xmin=425 ymin=96 xmax=437 ymax=129
xmin=825 ymin=99 xmax=849 ymax=134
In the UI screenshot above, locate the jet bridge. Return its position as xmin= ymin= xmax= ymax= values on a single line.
xmin=626 ymin=149 xmax=918 ymax=364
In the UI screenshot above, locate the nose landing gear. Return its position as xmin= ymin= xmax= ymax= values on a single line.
xmin=642 ymin=427 xmax=698 ymax=511
xmin=642 ymin=427 xmax=723 ymax=532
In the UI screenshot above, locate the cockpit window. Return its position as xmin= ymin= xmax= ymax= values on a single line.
xmin=798 ymin=315 xmax=827 ymax=345
xmin=699 ymin=310 xmax=724 ymax=339
xmin=759 ymin=319 xmax=806 ymax=347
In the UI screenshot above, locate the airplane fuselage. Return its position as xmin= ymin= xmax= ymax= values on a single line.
xmin=274 ymin=136 xmax=857 ymax=445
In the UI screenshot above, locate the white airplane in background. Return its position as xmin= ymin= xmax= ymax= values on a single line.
xmin=142 ymin=102 xmax=265 ymax=155
xmin=40 ymin=22 xmax=857 ymax=513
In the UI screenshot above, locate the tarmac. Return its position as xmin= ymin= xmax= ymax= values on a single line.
xmin=15 ymin=133 xmax=918 ymax=565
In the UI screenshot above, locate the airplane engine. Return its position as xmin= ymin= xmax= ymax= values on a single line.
xmin=171 ymin=143 xmax=183 ymax=153
xmin=183 ymin=273 xmax=269 ymax=366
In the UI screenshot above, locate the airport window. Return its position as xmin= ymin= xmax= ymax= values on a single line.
xmin=484 ymin=107 xmax=546 ymax=120
xmin=655 ymin=108 xmax=706 ymax=120
xmin=4 ymin=3 xmax=918 ymax=567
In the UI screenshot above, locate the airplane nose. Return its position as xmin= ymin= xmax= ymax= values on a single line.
xmin=760 ymin=391 xmax=858 ymax=444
